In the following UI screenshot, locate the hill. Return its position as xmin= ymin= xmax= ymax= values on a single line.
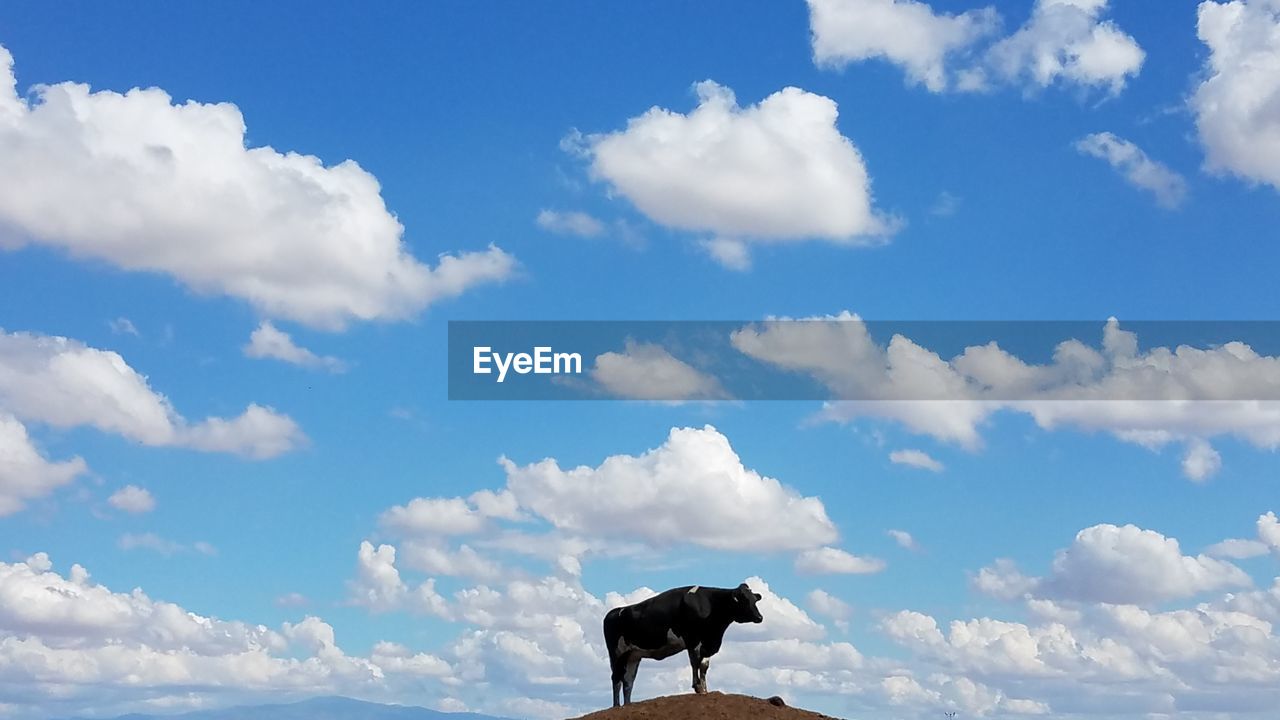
xmin=74 ymin=696 xmax=507 ymax=720
xmin=568 ymin=693 xmax=842 ymax=720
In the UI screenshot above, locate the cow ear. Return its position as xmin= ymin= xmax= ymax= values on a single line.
xmin=753 ymin=592 xmax=762 ymax=601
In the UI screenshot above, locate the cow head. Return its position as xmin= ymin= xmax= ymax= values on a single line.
xmin=732 ymin=583 xmax=764 ymax=624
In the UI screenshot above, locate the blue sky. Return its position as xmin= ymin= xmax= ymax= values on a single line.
xmin=1 ymin=1 xmax=1280 ymax=718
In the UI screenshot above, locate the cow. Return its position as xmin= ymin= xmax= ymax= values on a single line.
xmin=603 ymin=582 xmax=764 ymax=707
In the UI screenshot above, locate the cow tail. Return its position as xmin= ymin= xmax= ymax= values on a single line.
xmin=603 ymin=608 xmax=624 ymax=681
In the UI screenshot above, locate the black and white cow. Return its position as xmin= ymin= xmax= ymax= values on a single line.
xmin=602 ymin=583 xmax=763 ymax=706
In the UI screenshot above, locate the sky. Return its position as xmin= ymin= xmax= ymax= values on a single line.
xmin=1 ymin=1 xmax=1280 ymax=718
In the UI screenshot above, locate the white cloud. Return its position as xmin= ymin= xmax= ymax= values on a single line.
xmin=501 ymin=426 xmax=838 ymax=552
xmin=699 ymin=236 xmax=753 ymax=272
xmin=808 ymin=0 xmax=1143 ymax=95
xmin=734 ymin=576 xmax=829 ymax=643
xmin=0 ymin=328 xmax=305 ymax=458
xmin=732 ymin=312 xmax=992 ymax=448
xmin=1209 ymin=511 xmax=1280 ymax=559
xmin=1205 ymin=537 xmax=1270 ymax=559
xmin=369 ymin=641 xmax=452 ymax=677
xmin=0 ymin=553 xmax=462 ymax=717
xmin=795 ymin=546 xmax=887 ymax=575
xmin=346 ymin=541 xmax=452 ymax=618
xmin=400 ymin=541 xmax=504 ymax=582
xmin=985 ymin=0 xmax=1144 ymax=93
xmin=807 ymin=589 xmax=853 ymax=632
xmin=243 ymin=321 xmax=347 ymax=372
xmin=0 ymin=413 xmax=86 ymax=516
xmin=1193 ymin=0 xmax=1280 ymax=191
xmin=929 ymin=190 xmax=962 ymax=217
xmin=887 ymin=516 xmax=1280 ymax=716
xmin=535 ymin=209 xmax=605 ymax=238
xmin=736 ymin=315 xmax=1280 ymax=471
xmin=107 ymin=485 xmax=155 ymax=514
xmin=888 ymin=529 xmax=920 ymax=551
xmin=108 ymin=317 xmax=139 ymax=337
xmin=118 ymin=533 xmax=216 ymax=557
xmin=807 ymin=0 xmax=1000 ymax=91
xmin=1075 ymin=132 xmax=1188 ymax=208
xmin=275 ymin=592 xmax=309 ymax=608
xmin=889 ymin=448 xmax=944 ymax=472
xmin=581 ymin=81 xmax=892 ymax=268
xmin=1261 ymin=511 xmax=1280 ymax=552
xmin=1181 ymin=437 xmax=1222 ymax=481
xmin=878 ymin=673 xmax=1049 ymax=717
xmin=591 ymin=341 xmax=726 ymax=400
xmin=977 ymin=523 xmax=1251 ymax=605
xmin=338 ymin=505 xmax=1280 ymax=717
xmin=972 ymin=558 xmax=1040 ymax=601
xmin=0 ymin=43 xmax=514 ymax=330
xmin=379 ymin=491 xmax=519 ymax=538
xmin=377 ymin=425 xmax=840 ymax=579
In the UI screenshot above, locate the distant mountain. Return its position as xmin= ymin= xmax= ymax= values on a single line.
xmin=74 ymin=696 xmax=512 ymax=720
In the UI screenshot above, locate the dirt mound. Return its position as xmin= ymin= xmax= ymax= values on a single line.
xmin=568 ymin=692 xmax=842 ymax=720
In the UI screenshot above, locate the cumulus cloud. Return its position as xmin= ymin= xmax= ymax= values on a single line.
xmin=1207 ymin=511 xmax=1280 ymax=559
xmin=1181 ymin=437 xmax=1222 ymax=481
xmin=807 ymin=0 xmax=999 ymax=91
xmin=591 ymin=342 xmax=727 ymax=400
xmin=379 ymin=491 xmax=520 ymax=538
xmin=243 ymin=321 xmax=347 ymax=373
xmin=0 ymin=553 xmax=457 ymax=718
xmin=976 ymin=523 xmax=1251 ymax=605
xmin=346 ymin=541 xmax=452 ymax=618
xmin=808 ymin=0 xmax=1143 ymax=95
xmin=795 ymin=547 xmax=887 ymax=575
xmin=735 ymin=314 xmax=1280 ymax=471
xmin=106 ymin=485 xmax=156 ymax=514
xmin=579 ymin=81 xmax=892 ymax=268
xmin=971 ymin=558 xmax=1040 ymax=601
xmin=535 ymin=209 xmax=605 ymax=238
xmin=1075 ymin=132 xmax=1188 ymax=208
xmin=375 ymin=427 xmax=841 ymax=574
xmin=889 ymin=448 xmax=944 ymax=472
xmin=501 ymin=426 xmax=838 ymax=552
xmin=1192 ymin=0 xmax=1280 ymax=191
xmin=399 ymin=541 xmax=505 ymax=582
xmin=807 ymin=589 xmax=853 ymax=632
xmin=0 ymin=328 xmax=304 ymax=458
xmin=888 ymin=515 xmax=1280 ymax=716
xmin=0 ymin=413 xmax=87 ymax=516
xmin=879 ymin=673 xmax=1049 ymax=716
xmin=0 ymin=43 xmax=514 ymax=330
xmin=985 ymin=0 xmax=1144 ymax=93
xmin=329 ymin=504 xmax=1280 ymax=718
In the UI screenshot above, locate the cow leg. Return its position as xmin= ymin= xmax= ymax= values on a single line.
xmin=688 ymin=647 xmax=706 ymax=694
xmin=622 ymin=657 xmax=640 ymax=705
xmin=698 ymin=657 xmax=710 ymax=693
xmin=611 ymin=654 xmax=625 ymax=707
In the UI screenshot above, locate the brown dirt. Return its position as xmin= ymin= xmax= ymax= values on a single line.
xmin=568 ymin=692 xmax=843 ymax=720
